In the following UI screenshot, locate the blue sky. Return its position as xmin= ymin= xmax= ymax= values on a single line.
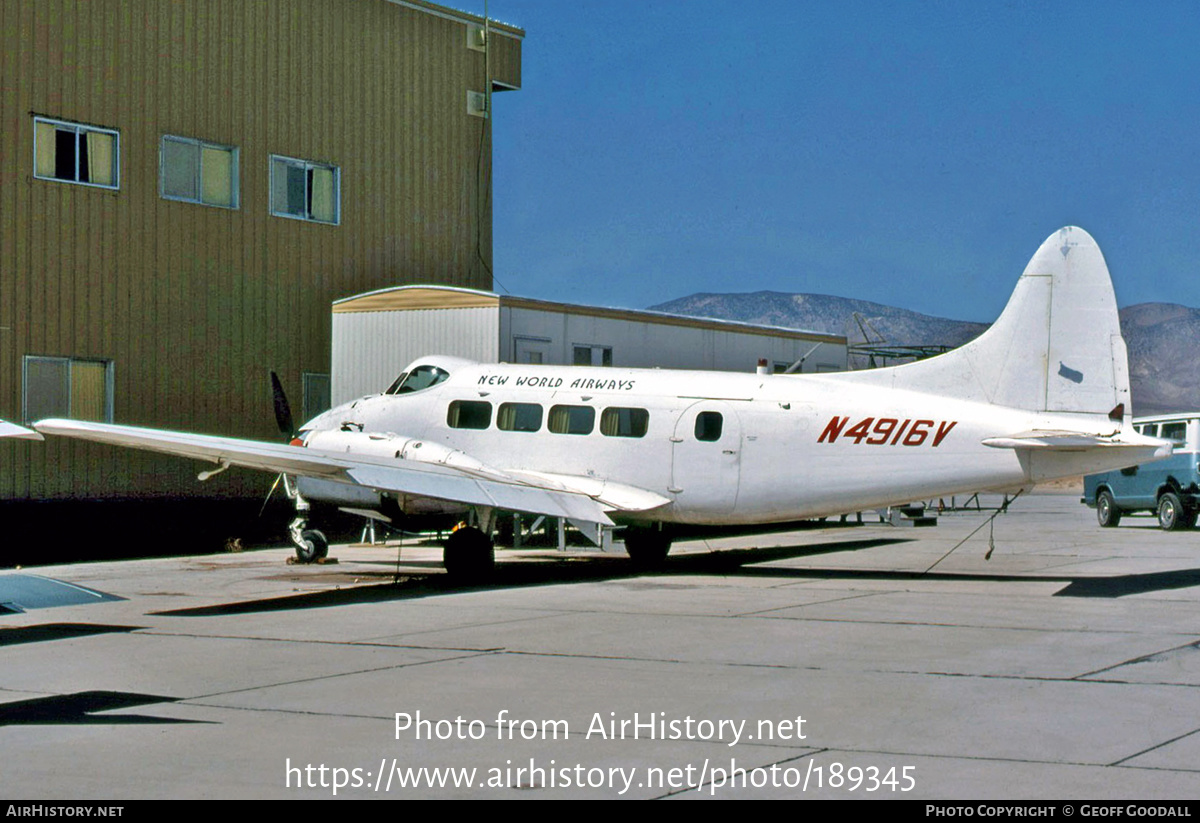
xmin=469 ymin=1 xmax=1200 ymax=323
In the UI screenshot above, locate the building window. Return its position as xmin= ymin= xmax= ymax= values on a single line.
xmin=161 ymin=135 xmax=238 ymax=208
xmin=302 ymin=373 xmax=331 ymax=422
xmin=270 ymin=155 xmax=339 ymax=224
xmin=23 ymin=356 xmax=113 ymax=423
xmin=447 ymin=400 xmax=492 ymax=430
xmin=33 ymin=117 xmax=119 ymax=189
xmin=573 ymin=345 xmax=613 ymax=367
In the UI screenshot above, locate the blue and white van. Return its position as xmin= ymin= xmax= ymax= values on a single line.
xmin=1083 ymin=414 xmax=1199 ymax=530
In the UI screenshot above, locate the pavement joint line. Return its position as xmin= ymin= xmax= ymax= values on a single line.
xmin=734 ymin=591 xmax=889 ymax=616
xmin=184 ymin=649 xmax=503 ymax=701
xmin=731 ymin=613 xmax=1184 ymax=636
xmin=135 ymin=629 xmax=506 ymax=653
xmin=1072 ymin=638 xmax=1200 ymax=679
xmin=1107 ymin=725 xmax=1200 ymax=766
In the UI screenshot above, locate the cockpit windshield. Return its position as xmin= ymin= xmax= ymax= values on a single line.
xmin=385 ymin=364 xmax=450 ymax=395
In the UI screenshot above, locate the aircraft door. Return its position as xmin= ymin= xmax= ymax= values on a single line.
xmin=670 ymin=401 xmax=742 ymax=517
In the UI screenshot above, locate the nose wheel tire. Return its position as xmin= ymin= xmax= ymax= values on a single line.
xmin=295 ymin=529 xmax=329 ymax=563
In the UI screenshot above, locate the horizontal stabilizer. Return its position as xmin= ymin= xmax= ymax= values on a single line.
xmin=982 ymin=430 xmax=1171 ymax=457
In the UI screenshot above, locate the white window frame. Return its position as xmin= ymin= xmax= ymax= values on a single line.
xmin=33 ymin=116 xmax=120 ymax=190
xmin=270 ymin=155 xmax=340 ymax=225
xmin=160 ymin=135 xmax=239 ymax=209
xmin=22 ymin=355 xmax=115 ymax=423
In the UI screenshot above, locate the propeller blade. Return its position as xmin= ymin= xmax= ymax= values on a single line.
xmin=270 ymin=371 xmax=295 ymax=438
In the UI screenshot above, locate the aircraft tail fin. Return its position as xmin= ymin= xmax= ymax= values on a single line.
xmin=836 ymin=227 xmax=1130 ymax=420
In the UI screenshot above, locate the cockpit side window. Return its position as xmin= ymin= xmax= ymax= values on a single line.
xmin=386 ymin=365 xmax=449 ymax=395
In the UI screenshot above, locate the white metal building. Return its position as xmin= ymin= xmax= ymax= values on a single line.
xmin=331 ymin=286 xmax=848 ymax=404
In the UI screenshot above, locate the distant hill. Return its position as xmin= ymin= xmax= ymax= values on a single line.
xmin=648 ymin=291 xmax=1200 ymax=416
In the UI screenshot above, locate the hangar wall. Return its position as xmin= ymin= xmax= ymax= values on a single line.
xmin=0 ymin=0 xmax=521 ymax=500
xmin=331 ymin=287 xmax=848 ymax=405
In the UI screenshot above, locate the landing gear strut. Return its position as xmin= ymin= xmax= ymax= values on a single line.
xmin=286 ymin=480 xmax=328 ymax=564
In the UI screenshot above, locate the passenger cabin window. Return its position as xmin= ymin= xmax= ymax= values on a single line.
xmin=1160 ymin=422 xmax=1187 ymax=444
xmin=695 ymin=411 xmax=723 ymax=442
xmin=387 ymin=365 xmax=449 ymax=395
xmin=600 ymin=407 xmax=648 ymax=438
xmin=548 ymin=405 xmax=594 ymax=435
xmin=497 ymin=403 xmax=542 ymax=432
xmin=447 ymin=400 xmax=491 ymax=429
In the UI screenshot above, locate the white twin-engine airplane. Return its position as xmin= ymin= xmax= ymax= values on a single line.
xmin=26 ymin=227 xmax=1169 ymax=577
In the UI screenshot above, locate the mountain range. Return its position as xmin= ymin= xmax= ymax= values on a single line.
xmin=648 ymin=291 xmax=1200 ymax=415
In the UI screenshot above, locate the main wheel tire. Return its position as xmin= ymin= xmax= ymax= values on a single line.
xmin=296 ymin=529 xmax=329 ymax=563
xmin=1096 ymin=490 xmax=1121 ymax=528
xmin=1158 ymin=492 xmax=1186 ymax=531
xmin=624 ymin=527 xmax=672 ymax=568
xmin=443 ymin=527 xmax=495 ymax=580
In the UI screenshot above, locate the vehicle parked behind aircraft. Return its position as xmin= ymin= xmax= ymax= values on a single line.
xmin=1084 ymin=414 xmax=1200 ymax=530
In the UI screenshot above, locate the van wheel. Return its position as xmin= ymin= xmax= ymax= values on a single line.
xmin=1096 ymin=490 xmax=1121 ymax=527
xmin=1157 ymin=492 xmax=1186 ymax=531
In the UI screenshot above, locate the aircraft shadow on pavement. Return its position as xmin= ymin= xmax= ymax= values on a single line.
xmin=0 ymin=690 xmax=208 ymax=727
xmin=148 ymin=537 xmax=1200 ymax=618
xmin=152 ymin=537 xmax=913 ymax=616
xmin=0 ymin=623 xmax=142 ymax=646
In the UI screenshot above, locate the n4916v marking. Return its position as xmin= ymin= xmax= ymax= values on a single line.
xmin=818 ymin=417 xmax=958 ymax=447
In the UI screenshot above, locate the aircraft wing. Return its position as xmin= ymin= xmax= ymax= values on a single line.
xmin=30 ymin=419 xmax=617 ymax=526
xmin=0 ymin=420 xmax=42 ymax=441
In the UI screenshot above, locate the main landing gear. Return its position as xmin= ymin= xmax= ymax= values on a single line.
xmin=443 ymin=526 xmax=495 ymax=580
xmin=622 ymin=525 xmax=672 ymax=568
xmin=443 ymin=507 xmax=497 ymax=581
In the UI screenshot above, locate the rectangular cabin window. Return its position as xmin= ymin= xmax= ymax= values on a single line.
xmin=270 ymin=155 xmax=339 ymax=224
xmin=447 ymin=400 xmax=492 ymax=430
xmin=548 ymin=405 xmax=594 ymax=435
xmin=161 ymin=135 xmax=238 ymax=208
xmin=600 ymin=407 xmax=648 ymax=438
xmin=23 ymin=356 xmax=113 ymax=423
xmin=497 ymin=403 xmax=542 ymax=432
xmin=694 ymin=411 xmax=723 ymax=442
xmin=34 ymin=117 xmax=119 ymax=189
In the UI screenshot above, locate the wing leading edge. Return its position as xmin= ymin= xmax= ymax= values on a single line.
xmin=30 ymin=419 xmax=628 ymax=526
